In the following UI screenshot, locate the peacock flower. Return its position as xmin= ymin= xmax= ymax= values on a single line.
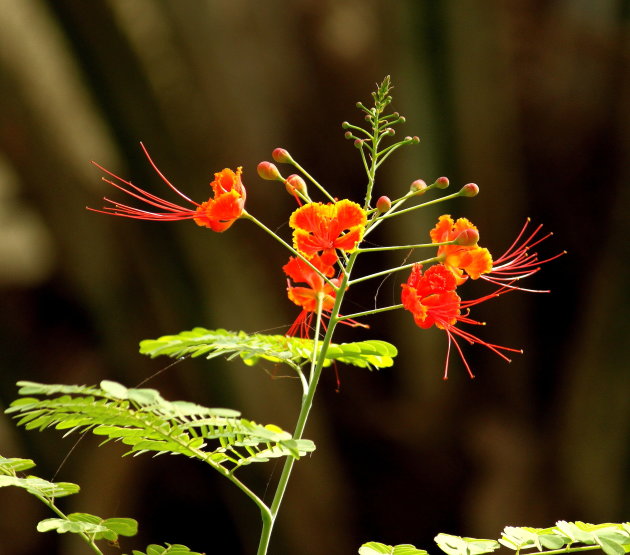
xmin=401 ymin=263 xmax=521 ymax=379
xmin=283 ymin=252 xmax=341 ymax=338
xmin=283 ymin=252 xmax=340 ymax=314
xmin=430 ymin=214 xmax=492 ymax=284
xmin=430 ymin=215 xmax=563 ymax=291
xmin=289 ymin=200 xmax=367 ymax=259
xmin=89 ymin=143 xmax=246 ymax=232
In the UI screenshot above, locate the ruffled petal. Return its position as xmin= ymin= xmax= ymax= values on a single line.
xmin=332 ymin=226 xmax=364 ymax=253
xmin=430 ymin=214 xmax=456 ymax=243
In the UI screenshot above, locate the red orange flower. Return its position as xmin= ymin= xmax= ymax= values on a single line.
xmin=89 ymin=144 xmax=246 ymax=232
xmin=289 ymin=200 xmax=367 ymax=258
xmin=401 ymin=263 xmax=521 ymax=379
xmin=430 ymin=215 xmax=492 ymax=284
xmin=283 ymin=252 xmax=341 ymax=338
xmin=431 ymin=215 xmax=562 ymax=291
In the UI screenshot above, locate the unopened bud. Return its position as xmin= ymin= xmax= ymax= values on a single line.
xmin=460 ymin=183 xmax=479 ymax=197
xmin=376 ymin=195 xmax=392 ymax=214
xmin=354 ymin=139 xmax=364 ymax=149
xmin=411 ymin=136 xmax=420 ymax=144
xmin=285 ymin=174 xmax=307 ymax=197
xmin=410 ymin=179 xmax=427 ymax=194
xmin=385 ymin=128 xmax=395 ymax=136
xmin=344 ymin=131 xmax=354 ymax=140
xmin=257 ymin=161 xmax=282 ymax=181
xmin=435 ymin=176 xmax=449 ymax=189
xmin=455 ymin=228 xmax=479 ymax=246
xmin=272 ymin=148 xmax=293 ymax=164
xmin=398 ymin=116 xmax=406 ymax=123
xmin=341 ymin=121 xmax=351 ymax=129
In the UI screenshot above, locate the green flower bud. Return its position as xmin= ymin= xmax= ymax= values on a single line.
xmin=460 ymin=183 xmax=479 ymax=197
xmin=376 ymin=196 xmax=392 ymax=214
xmin=257 ymin=161 xmax=282 ymax=181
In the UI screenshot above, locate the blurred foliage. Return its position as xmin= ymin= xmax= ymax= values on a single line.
xmin=0 ymin=1 xmax=628 ymax=554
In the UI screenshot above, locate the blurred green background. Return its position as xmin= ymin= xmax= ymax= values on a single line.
xmin=0 ymin=1 xmax=628 ymax=554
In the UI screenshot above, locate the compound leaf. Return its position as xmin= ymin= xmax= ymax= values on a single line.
xmin=7 ymin=381 xmax=315 ymax=473
xmin=139 ymin=328 xmax=397 ymax=371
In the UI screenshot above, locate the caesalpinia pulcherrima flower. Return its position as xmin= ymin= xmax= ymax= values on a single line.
xmin=430 ymin=214 xmax=562 ymax=291
xmin=283 ymin=251 xmax=341 ymax=338
xmin=430 ymin=215 xmax=492 ymax=284
xmin=289 ymin=200 xmax=367 ymax=258
xmin=401 ymin=263 xmax=521 ymax=379
xmin=89 ymin=144 xmax=246 ymax=232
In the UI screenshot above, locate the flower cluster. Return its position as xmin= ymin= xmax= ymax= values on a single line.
xmin=89 ymin=83 xmax=562 ymax=379
xmin=401 ymin=214 xmax=561 ymax=378
xmin=283 ymin=199 xmax=368 ymax=337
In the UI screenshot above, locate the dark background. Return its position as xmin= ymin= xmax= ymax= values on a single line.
xmin=0 ymin=1 xmax=628 ymax=554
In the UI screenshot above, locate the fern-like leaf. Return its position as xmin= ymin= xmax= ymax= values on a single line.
xmin=6 ymin=381 xmax=315 ymax=473
xmin=139 ymin=328 xmax=397 ymax=371
xmin=434 ymin=522 xmax=630 ymax=555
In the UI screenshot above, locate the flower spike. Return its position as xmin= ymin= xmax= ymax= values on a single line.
xmin=89 ymin=143 xmax=246 ymax=232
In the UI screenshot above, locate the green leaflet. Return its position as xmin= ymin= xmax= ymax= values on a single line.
xmin=435 ymin=534 xmax=500 ymax=555
xmin=0 ymin=456 xmax=79 ymax=498
xmin=139 ymin=328 xmax=397 ymax=371
xmin=359 ymin=542 xmax=428 ymax=555
xmin=1 ymin=453 xmax=137 ymax=549
xmin=128 ymin=545 xmax=204 ymax=555
xmin=6 ymin=381 xmax=315 ymax=472
xmin=433 ymin=523 xmax=630 ymax=555
xmin=37 ymin=513 xmax=138 ymax=542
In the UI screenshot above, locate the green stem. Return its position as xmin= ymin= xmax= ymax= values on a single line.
xmin=363 ymin=186 xmax=460 ymax=239
xmin=242 ymin=212 xmax=339 ymax=291
xmin=337 ymin=303 xmax=403 ymax=321
xmin=35 ymin=495 xmax=103 ymax=554
xmin=349 ymin=255 xmax=442 ymax=286
xmin=363 ymin=117 xmax=381 ymax=210
xmin=534 ymin=546 xmax=603 ymax=555
xmin=256 ymin=252 xmax=359 ymax=555
xmin=375 ymin=191 xmax=462 ymax=222
xmin=357 ymin=240 xmax=454 ymax=253
xmin=289 ymin=161 xmax=336 ymax=203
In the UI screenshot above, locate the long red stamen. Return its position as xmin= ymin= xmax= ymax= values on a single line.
xmin=139 ymin=142 xmax=198 ymax=206
xmin=480 ymin=219 xmax=565 ymax=292
xmin=91 ymin=161 xmax=198 ymax=212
